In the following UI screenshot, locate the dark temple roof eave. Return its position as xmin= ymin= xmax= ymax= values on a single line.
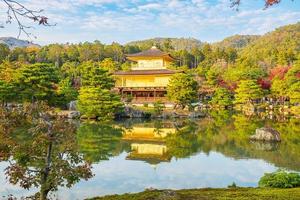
xmin=114 ymin=69 xmax=182 ymax=75
xmin=126 ymin=47 xmax=174 ymax=61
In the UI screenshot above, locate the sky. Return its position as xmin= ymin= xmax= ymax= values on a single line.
xmin=0 ymin=0 xmax=300 ymax=45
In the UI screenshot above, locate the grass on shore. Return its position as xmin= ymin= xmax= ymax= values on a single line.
xmin=89 ymin=188 xmax=300 ymax=200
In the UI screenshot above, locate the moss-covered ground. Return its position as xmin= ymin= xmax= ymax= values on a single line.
xmin=89 ymin=188 xmax=300 ymax=200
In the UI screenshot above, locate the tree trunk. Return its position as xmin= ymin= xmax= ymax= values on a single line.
xmin=40 ymin=120 xmax=53 ymax=200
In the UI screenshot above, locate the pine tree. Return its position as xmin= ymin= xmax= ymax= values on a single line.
xmin=77 ymin=87 xmax=123 ymax=119
xmin=271 ymin=77 xmax=286 ymax=100
xmin=285 ymin=60 xmax=300 ymax=104
xmin=56 ymin=78 xmax=78 ymax=106
xmin=210 ymin=87 xmax=233 ymax=107
xmin=234 ymin=80 xmax=263 ymax=104
xmin=79 ymin=61 xmax=115 ymax=88
xmin=16 ymin=63 xmax=59 ymax=102
xmin=167 ymin=73 xmax=199 ymax=109
xmin=77 ymin=61 xmax=123 ymax=118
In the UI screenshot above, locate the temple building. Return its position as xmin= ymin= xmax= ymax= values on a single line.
xmin=114 ymin=46 xmax=178 ymax=104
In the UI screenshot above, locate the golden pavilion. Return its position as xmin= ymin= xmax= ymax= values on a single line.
xmin=114 ymin=46 xmax=177 ymax=103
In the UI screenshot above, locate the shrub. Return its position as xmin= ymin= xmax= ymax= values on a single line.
xmin=259 ymin=170 xmax=300 ymax=188
xmin=153 ymin=101 xmax=165 ymax=115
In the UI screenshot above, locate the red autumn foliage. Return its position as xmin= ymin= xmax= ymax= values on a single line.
xmin=258 ymin=78 xmax=271 ymax=90
xmin=269 ymin=66 xmax=291 ymax=80
xmin=218 ymin=79 xmax=237 ymax=91
xmin=265 ymin=0 xmax=281 ymax=7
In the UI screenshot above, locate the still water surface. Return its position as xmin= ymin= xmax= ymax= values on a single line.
xmin=0 ymin=111 xmax=299 ymax=199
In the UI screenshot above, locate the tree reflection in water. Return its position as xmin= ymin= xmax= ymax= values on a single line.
xmin=1 ymin=107 xmax=300 ymax=199
xmin=164 ymin=111 xmax=300 ymax=171
xmin=76 ymin=122 xmax=124 ymax=163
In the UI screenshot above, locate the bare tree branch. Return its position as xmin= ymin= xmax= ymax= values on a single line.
xmin=0 ymin=0 xmax=56 ymax=39
xmin=230 ymin=0 xmax=284 ymax=10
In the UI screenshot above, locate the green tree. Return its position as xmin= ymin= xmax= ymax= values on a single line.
xmin=77 ymin=87 xmax=123 ymax=119
xmin=79 ymin=61 xmax=114 ymax=88
xmin=271 ymin=77 xmax=287 ymax=101
xmin=234 ymin=80 xmax=263 ymax=104
xmin=210 ymin=87 xmax=233 ymax=108
xmin=167 ymin=73 xmax=199 ymax=109
xmin=16 ymin=63 xmax=59 ymax=103
xmin=65 ymin=44 xmax=80 ymax=62
xmin=284 ymin=61 xmax=300 ymax=104
xmin=0 ymin=61 xmax=18 ymax=104
xmin=56 ymin=78 xmax=78 ymax=106
xmin=0 ymin=80 xmax=16 ymax=105
xmin=0 ymin=43 xmax=10 ymax=63
xmin=77 ymin=60 xmax=123 ymax=119
xmin=288 ymin=81 xmax=300 ymax=104
xmin=206 ymin=67 xmax=220 ymax=86
xmin=100 ymin=58 xmax=118 ymax=72
xmin=121 ymin=61 xmax=131 ymax=71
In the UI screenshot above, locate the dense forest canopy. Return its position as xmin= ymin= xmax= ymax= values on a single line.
xmin=212 ymin=35 xmax=261 ymax=49
xmin=0 ymin=22 xmax=299 ymax=113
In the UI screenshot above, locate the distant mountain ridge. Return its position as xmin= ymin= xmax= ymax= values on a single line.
xmin=126 ymin=35 xmax=260 ymax=51
xmin=126 ymin=37 xmax=204 ymax=51
xmin=0 ymin=37 xmax=39 ymax=49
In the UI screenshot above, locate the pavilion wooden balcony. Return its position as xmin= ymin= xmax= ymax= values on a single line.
xmin=125 ymin=97 xmax=170 ymax=103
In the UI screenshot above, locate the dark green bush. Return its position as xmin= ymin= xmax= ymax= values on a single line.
xmin=259 ymin=170 xmax=300 ymax=188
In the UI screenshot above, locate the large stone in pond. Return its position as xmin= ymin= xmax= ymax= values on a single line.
xmin=250 ymin=127 xmax=281 ymax=142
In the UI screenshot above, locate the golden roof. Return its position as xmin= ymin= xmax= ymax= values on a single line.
xmin=126 ymin=46 xmax=174 ymax=62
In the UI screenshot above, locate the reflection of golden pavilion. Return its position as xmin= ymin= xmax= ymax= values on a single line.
xmin=123 ymin=127 xmax=176 ymax=141
xmin=122 ymin=125 xmax=176 ymax=165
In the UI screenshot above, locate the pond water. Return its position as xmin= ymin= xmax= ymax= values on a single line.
xmin=0 ymin=111 xmax=300 ymax=199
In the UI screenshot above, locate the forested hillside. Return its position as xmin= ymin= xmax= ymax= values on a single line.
xmin=213 ymin=35 xmax=260 ymax=49
xmin=126 ymin=37 xmax=204 ymax=51
xmin=239 ymin=22 xmax=300 ymax=67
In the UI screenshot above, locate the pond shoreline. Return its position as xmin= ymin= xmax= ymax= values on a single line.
xmin=89 ymin=187 xmax=300 ymax=200
xmin=55 ymin=103 xmax=300 ymax=120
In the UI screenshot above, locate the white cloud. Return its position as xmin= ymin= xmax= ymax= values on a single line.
xmin=0 ymin=0 xmax=299 ymax=44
